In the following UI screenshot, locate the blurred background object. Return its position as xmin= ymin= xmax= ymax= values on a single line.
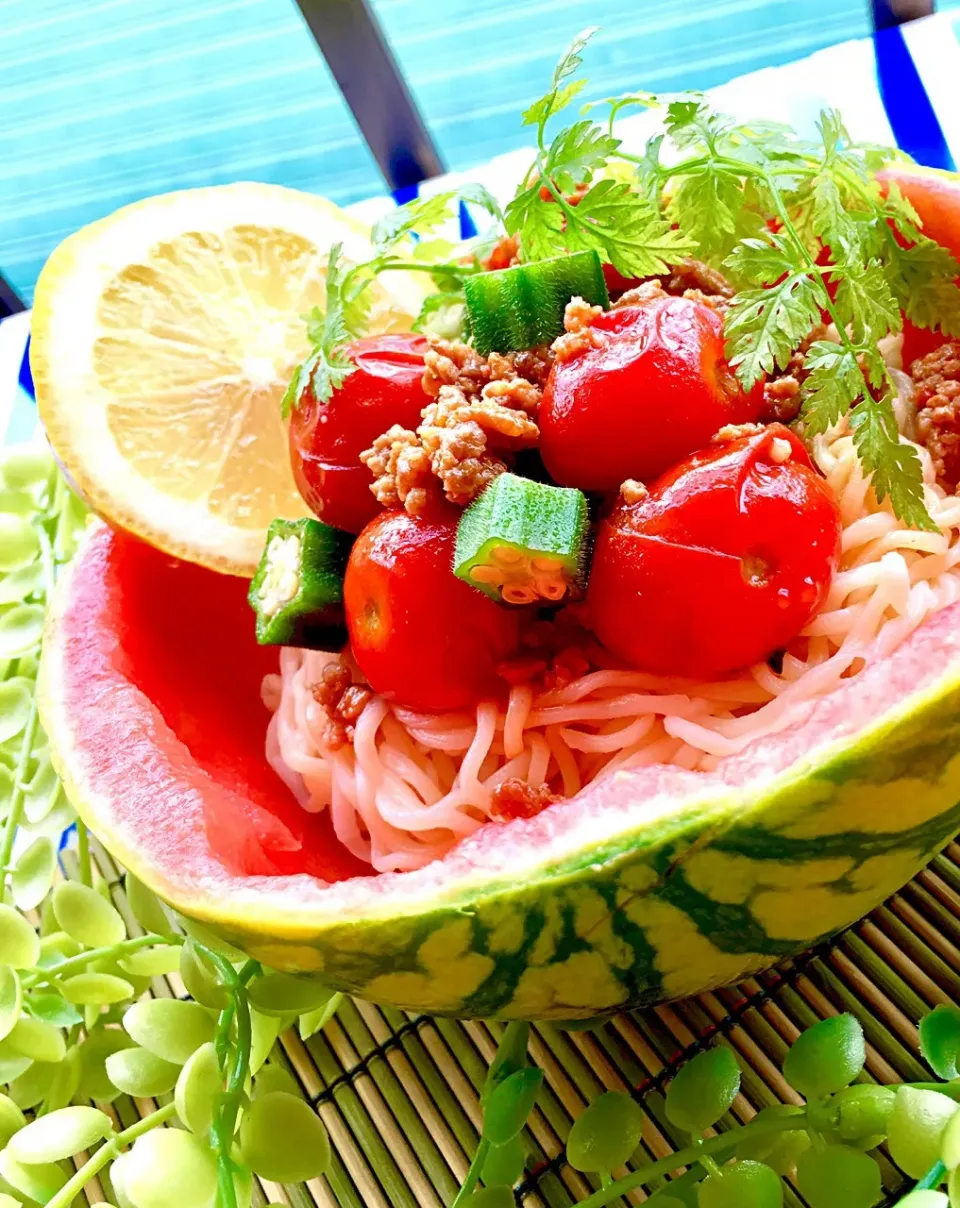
xmin=0 ymin=0 xmax=955 ymax=312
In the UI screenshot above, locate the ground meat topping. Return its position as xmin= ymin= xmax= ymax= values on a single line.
xmin=551 ymin=296 xmax=606 ymax=363
xmin=310 ymin=661 xmax=373 ymax=749
xmin=422 ymin=338 xmax=552 ymax=407
xmin=758 ymin=325 xmax=827 ymax=424
xmin=663 ymin=258 xmax=735 ymax=299
xmin=912 ymin=340 xmax=960 ymax=489
xmin=619 ymin=478 xmax=648 ymax=504
xmin=362 ymin=337 xmax=550 ymax=514
xmin=489 ymin=778 xmax=562 ymax=821
xmin=497 ymin=618 xmax=601 ymax=694
xmin=361 ymin=424 xmax=438 ymax=515
xmin=613 ymin=281 xmax=668 ymax=310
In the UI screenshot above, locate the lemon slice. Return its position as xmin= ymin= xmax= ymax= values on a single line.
xmin=31 ymin=183 xmax=427 ymax=575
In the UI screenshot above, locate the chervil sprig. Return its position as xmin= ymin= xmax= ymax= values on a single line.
xmin=623 ymin=98 xmax=958 ymax=528
xmin=283 ymin=188 xmax=499 ymax=412
xmin=505 ymin=30 xmax=694 ymax=277
xmin=280 ymin=244 xmax=362 ymax=418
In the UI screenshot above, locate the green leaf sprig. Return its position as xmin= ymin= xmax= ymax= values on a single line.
xmin=280 ymin=243 xmax=365 ymax=418
xmin=283 ymin=26 xmax=960 ymax=526
xmin=505 ymin=29 xmax=694 ymax=275
xmin=637 ymin=100 xmax=957 ymax=529
xmin=282 ymin=185 xmax=506 ymax=414
xmin=456 ymin=1011 xmax=960 ymax=1208
xmin=498 ymin=32 xmax=960 ymax=528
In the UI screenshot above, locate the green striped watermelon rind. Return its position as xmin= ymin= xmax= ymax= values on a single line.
xmin=39 ymin=522 xmax=960 ymax=1019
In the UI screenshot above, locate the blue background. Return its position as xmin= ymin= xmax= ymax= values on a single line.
xmin=0 ymin=0 xmax=956 ymax=302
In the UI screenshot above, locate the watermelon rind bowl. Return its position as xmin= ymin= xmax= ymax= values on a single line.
xmin=38 ymin=522 xmax=960 ymax=1019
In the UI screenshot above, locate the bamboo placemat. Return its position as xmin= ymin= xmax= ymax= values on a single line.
xmin=56 ymin=831 xmax=960 ymax=1208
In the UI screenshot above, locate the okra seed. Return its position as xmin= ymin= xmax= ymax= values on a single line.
xmin=536 ymin=578 xmax=568 ymax=601
xmin=470 ymin=565 xmax=504 ymax=586
xmin=492 ymin=545 xmax=525 ymax=565
xmin=502 ymin=584 xmax=539 ymax=605
xmin=258 ymin=534 xmax=302 ymax=618
xmin=530 ymin=556 xmax=563 ymax=572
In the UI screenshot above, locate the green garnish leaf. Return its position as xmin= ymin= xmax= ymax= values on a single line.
xmin=545 ymin=120 xmax=621 ymax=193
xmin=280 ymin=244 xmax=360 ymax=417
xmin=521 ymin=27 xmax=598 ymax=128
xmin=582 ymin=90 xmax=659 ymax=134
xmin=523 ymin=78 xmax=588 ymax=130
xmin=725 ymin=273 xmax=822 ymax=391
xmin=667 ymin=170 xmax=741 ymax=253
xmin=504 ymin=185 xmax=566 ymax=262
xmin=811 ymin=171 xmax=860 ymax=261
xmin=457 ymin=182 xmax=507 ymax=228
xmin=850 ymin=391 xmax=937 ymax=531
xmin=887 ymin=236 xmax=960 ymax=338
xmin=562 ymin=179 xmax=695 ymax=277
xmin=800 ymin=342 xmax=865 ymax=437
xmin=508 ymin=27 xmax=693 ymax=277
xmin=371 ymin=192 xmax=460 ymax=255
xmin=372 ymin=184 xmax=506 ymax=256
xmin=832 ymin=259 xmax=902 ymax=344
xmin=663 ymin=96 xmax=711 ymax=147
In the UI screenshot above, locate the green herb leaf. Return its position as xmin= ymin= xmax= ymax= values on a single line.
xmin=281 ymin=244 xmax=361 ymax=417
xmin=663 ymin=96 xmax=711 ymax=147
xmin=667 ymin=169 xmax=741 ymax=256
xmin=811 ymin=171 xmax=860 ymax=261
xmin=522 ymin=27 xmax=598 ymax=130
xmin=887 ymin=237 xmax=960 ymax=338
xmin=564 ymin=179 xmax=695 ymax=277
xmin=372 ymin=193 xmax=460 ymax=255
xmin=851 ymin=391 xmax=937 ymax=531
xmin=457 ymin=182 xmax=507 ymax=228
xmin=504 ymin=183 xmax=566 ymax=262
xmin=800 ymin=342 xmax=865 ymax=436
xmin=724 ymin=233 xmax=795 ymax=284
xmin=523 ymin=78 xmax=587 ymax=130
xmin=832 ymin=259 xmax=902 ymax=345
xmin=725 ymin=274 xmax=822 ymax=391
xmin=546 ymin=120 xmax=620 ymax=193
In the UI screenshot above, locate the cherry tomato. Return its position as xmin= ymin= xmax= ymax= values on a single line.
xmin=539 ymin=296 xmax=764 ymax=492
xmin=344 ymin=507 xmax=520 ymax=712
xmin=289 ymin=333 xmax=428 ymax=533
xmin=587 ymin=424 xmax=841 ymax=677
xmin=601 ymin=263 xmax=642 ymax=296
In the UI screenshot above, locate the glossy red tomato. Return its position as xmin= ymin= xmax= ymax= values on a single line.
xmin=289 ymin=333 xmax=428 ymax=533
xmin=539 ymin=296 xmax=764 ymax=492
xmin=344 ymin=507 xmax=521 ymax=712
xmin=587 ymin=424 xmax=841 ymax=677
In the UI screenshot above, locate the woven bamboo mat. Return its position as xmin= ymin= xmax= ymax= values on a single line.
xmin=56 ymin=832 xmax=960 ymax=1208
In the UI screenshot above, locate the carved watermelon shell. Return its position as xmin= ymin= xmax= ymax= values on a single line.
xmin=39 ymin=522 xmax=960 ymax=1019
